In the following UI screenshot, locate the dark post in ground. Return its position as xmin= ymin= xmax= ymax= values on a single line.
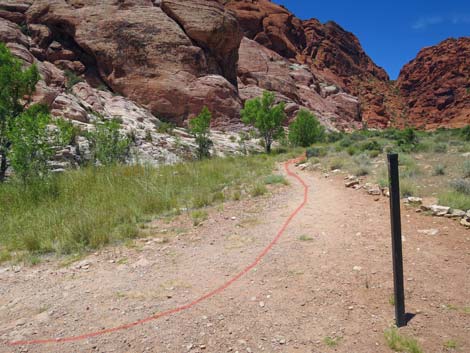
xmin=387 ymin=153 xmax=407 ymax=327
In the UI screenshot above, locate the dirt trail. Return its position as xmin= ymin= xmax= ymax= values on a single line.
xmin=0 ymin=162 xmax=469 ymax=353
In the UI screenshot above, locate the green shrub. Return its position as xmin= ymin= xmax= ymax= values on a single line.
xmin=367 ymin=150 xmax=381 ymax=158
xmin=329 ymin=158 xmax=345 ymax=170
xmin=250 ymin=183 xmax=268 ymax=197
xmin=64 ymin=70 xmax=83 ymax=92
xmin=264 ymin=174 xmax=287 ymax=185
xmin=462 ymin=160 xmax=470 ymax=178
xmin=86 ymin=118 xmax=131 ymax=165
xmin=191 ymin=210 xmax=208 ymax=226
xmin=450 ymin=179 xmax=470 ymax=195
xmin=347 ymin=146 xmax=359 ymax=156
xmin=461 ymin=125 xmax=470 ymax=141
xmin=0 ymin=43 xmax=41 ymax=182
xmin=306 ymin=146 xmax=327 ymax=158
xmin=157 ymin=121 xmax=175 ymax=135
xmin=7 ymin=105 xmax=55 ymax=183
xmin=360 ymin=139 xmax=383 ymax=152
xmin=353 ymin=166 xmax=370 ymax=176
xmin=433 ymin=142 xmax=448 ymax=153
xmin=241 ymin=91 xmax=286 ymax=154
xmin=325 ymin=131 xmax=344 ymax=143
xmin=338 ymin=137 xmax=353 ymax=148
xmin=288 ymin=109 xmax=325 ymax=147
xmin=400 ymin=179 xmax=418 ymax=197
xmin=433 ymin=164 xmax=446 ymax=176
xmin=189 ymin=107 xmax=213 ymax=160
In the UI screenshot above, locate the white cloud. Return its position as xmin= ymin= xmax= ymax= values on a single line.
xmin=412 ymin=16 xmax=444 ymax=30
xmin=412 ymin=14 xmax=470 ymax=30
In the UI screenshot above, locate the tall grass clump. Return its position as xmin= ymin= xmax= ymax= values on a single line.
xmin=384 ymin=327 xmax=423 ymax=353
xmin=0 ymin=155 xmax=277 ymax=260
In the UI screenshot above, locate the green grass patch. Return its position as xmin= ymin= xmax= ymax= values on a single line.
xmin=323 ymin=336 xmax=342 ymax=347
xmin=0 ymin=155 xmax=279 ymax=262
xmin=191 ymin=210 xmax=208 ymax=226
xmin=439 ymin=191 xmax=470 ymax=210
xmin=264 ymin=174 xmax=288 ymax=185
xmin=443 ymin=339 xmax=458 ymax=349
xmin=384 ymin=327 xmax=423 ymax=353
xmin=298 ymin=235 xmax=314 ymax=241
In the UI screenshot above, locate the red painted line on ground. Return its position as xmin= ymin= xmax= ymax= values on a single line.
xmin=6 ymin=159 xmax=309 ymax=347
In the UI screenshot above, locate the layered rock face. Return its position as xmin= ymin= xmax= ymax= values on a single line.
xmin=25 ymin=0 xmax=243 ymax=128
xmin=397 ymin=37 xmax=470 ymax=129
xmin=226 ymin=0 xmax=398 ymax=128
xmin=0 ymin=0 xmax=468 ymax=134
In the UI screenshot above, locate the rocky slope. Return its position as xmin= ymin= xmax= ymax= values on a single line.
xmin=397 ymin=37 xmax=470 ymax=129
xmin=0 ymin=0 xmax=468 ymax=146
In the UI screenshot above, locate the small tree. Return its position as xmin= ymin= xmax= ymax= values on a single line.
xmin=87 ymin=118 xmax=131 ymax=165
xmin=288 ymin=109 xmax=325 ymax=147
xmin=189 ymin=106 xmax=213 ymax=159
xmin=0 ymin=43 xmax=40 ymax=182
xmin=241 ymin=91 xmax=286 ymax=154
xmin=7 ymin=105 xmax=53 ymax=183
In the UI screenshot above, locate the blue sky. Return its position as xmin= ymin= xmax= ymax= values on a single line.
xmin=272 ymin=0 xmax=470 ymax=79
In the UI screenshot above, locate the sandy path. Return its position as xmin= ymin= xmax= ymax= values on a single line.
xmin=0 ymin=162 xmax=469 ymax=353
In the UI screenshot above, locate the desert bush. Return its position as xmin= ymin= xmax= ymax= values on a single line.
xmin=347 ymin=146 xmax=359 ymax=156
xmin=400 ymin=179 xmax=418 ymax=197
xmin=264 ymin=174 xmax=287 ymax=185
xmin=325 ymin=131 xmax=344 ymax=143
xmin=288 ymin=109 xmax=325 ymax=147
xmin=338 ymin=137 xmax=353 ymax=148
xmin=360 ymin=139 xmax=383 ymax=152
xmin=450 ymin=179 xmax=470 ymax=195
xmin=460 ymin=125 xmax=470 ymax=141
xmin=367 ymin=150 xmax=381 ymax=158
xmin=189 ymin=107 xmax=213 ymax=160
xmin=306 ymin=146 xmax=328 ymax=158
xmin=433 ymin=142 xmax=448 ymax=153
xmin=156 ymin=121 xmax=175 ymax=135
xmin=0 ymin=44 xmax=41 ymax=182
xmin=64 ymin=70 xmax=83 ymax=92
xmin=7 ymin=105 xmax=54 ymax=183
xmin=462 ymin=160 xmax=470 ymax=178
xmin=439 ymin=191 xmax=470 ymax=210
xmin=329 ymin=158 xmax=345 ymax=170
xmin=86 ymin=118 xmax=131 ymax=165
xmin=433 ymin=164 xmax=446 ymax=176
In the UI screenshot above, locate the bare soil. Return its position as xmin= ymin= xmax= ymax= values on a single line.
xmin=0 ymin=163 xmax=469 ymax=353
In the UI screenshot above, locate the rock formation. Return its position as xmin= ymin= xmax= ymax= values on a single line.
xmin=0 ymin=0 xmax=468 ymax=137
xmin=397 ymin=37 xmax=470 ymax=129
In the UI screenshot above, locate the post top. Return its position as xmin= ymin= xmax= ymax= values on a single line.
xmin=387 ymin=153 xmax=399 ymax=161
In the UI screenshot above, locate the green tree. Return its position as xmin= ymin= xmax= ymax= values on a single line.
xmin=189 ymin=106 xmax=213 ymax=159
xmin=0 ymin=43 xmax=40 ymax=181
xmin=7 ymin=105 xmax=53 ymax=183
xmin=288 ymin=109 xmax=325 ymax=147
xmin=87 ymin=118 xmax=131 ymax=165
xmin=241 ymin=91 xmax=286 ymax=153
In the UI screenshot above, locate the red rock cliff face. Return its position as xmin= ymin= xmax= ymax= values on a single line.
xmin=25 ymin=0 xmax=244 ymax=128
xmin=397 ymin=37 xmax=470 ymax=129
xmin=1 ymin=0 xmax=467 ymax=130
xmin=225 ymin=0 xmax=401 ymax=128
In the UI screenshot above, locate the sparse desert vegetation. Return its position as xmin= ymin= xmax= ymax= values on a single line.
xmin=304 ymin=127 xmax=470 ymax=211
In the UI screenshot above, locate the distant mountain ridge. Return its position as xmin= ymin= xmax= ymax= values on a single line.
xmin=0 ymin=0 xmax=468 ymax=130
